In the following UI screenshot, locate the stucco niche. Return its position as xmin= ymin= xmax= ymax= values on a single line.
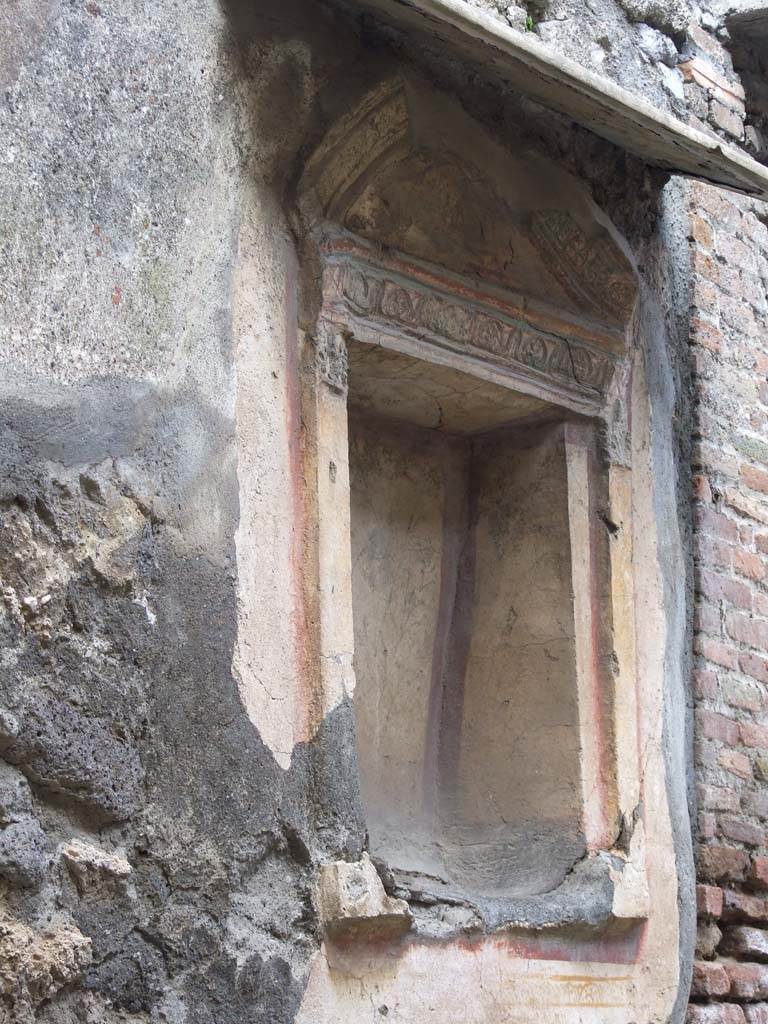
xmin=291 ymin=72 xmax=684 ymax=1023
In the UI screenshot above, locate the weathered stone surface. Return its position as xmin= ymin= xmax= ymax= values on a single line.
xmin=0 ymin=818 xmax=50 ymax=890
xmin=699 ymin=884 xmax=726 ymax=918
xmin=725 ymin=962 xmax=768 ymax=1001
xmin=0 ymin=697 xmax=142 ymax=823
xmin=696 ymin=921 xmax=724 ymax=959
xmin=0 ymin=912 xmax=91 ymax=1021
xmin=721 ymin=926 xmax=768 ymax=963
xmin=0 ymin=764 xmax=33 ymax=825
xmin=636 ymin=22 xmax=678 ymax=64
xmin=687 ymin=1007 xmax=746 ymax=1024
xmin=617 ymin=0 xmax=692 ymax=35
xmin=61 ymin=840 xmax=131 ymax=896
xmin=314 ymin=853 xmax=412 ymax=938
xmin=84 ymin=931 xmax=166 ymax=1015
xmin=691 ymin=959 xmax=731 ymax=998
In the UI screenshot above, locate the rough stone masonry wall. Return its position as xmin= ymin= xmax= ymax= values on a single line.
xmin=470 ymin=0 xmax=761 ymax=158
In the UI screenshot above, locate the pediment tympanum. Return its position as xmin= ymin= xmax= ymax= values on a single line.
xmin=298 ymin=75 xmax=638 ymax=352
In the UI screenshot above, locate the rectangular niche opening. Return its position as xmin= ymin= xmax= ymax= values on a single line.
xmin=347 ymin=341 xmax=595 ymax=901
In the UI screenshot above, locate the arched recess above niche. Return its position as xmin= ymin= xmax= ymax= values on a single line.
xmin=297 ymin=73 xmax=639 ymax=359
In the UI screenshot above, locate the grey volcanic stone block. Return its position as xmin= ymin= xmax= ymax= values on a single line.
xmin=0 ymin=697 xmax=142 ymax=823
xmin=0 ymin=817 xmax=50 ymax=888
xmin=617 ymin=0 xmax=692 ymax=36
xmin=0 ymin=762 xmax=33 ymax=823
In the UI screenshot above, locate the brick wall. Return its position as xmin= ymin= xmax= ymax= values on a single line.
xmin=687 ymin=179 xmax=768 ymax=1023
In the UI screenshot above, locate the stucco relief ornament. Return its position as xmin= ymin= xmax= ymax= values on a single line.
xmin=517 ymin=332 xmax=550 ymax=373
xmin=315 ymin=324 xmax=349 ymax=394
xmin=344 ymin=267 xmax=379 ymax=314
xmin=470 ymin=315 xmax=510 ymax=357
xmin=322 ymin=257 xmax=618 ymax=396
xmin=528 ymin=210 xmax=636 ymax=325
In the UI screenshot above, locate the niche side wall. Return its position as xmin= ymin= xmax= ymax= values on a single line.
xmin=350 ymin=414 xmax=584 ymax=900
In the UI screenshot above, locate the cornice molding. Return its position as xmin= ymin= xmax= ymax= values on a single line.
xmin=319 ymin=236 xmax=622 ymax=409
xmin=348 ymin=0 xmax=768 ymax=200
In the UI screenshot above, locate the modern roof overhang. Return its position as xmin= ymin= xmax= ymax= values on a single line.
xmin=352 ymin=0 xmax=768 ymax=200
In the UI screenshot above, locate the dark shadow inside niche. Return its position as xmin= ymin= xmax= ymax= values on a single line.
xmin=725 ymin=9 xmax=768 ymax=163
xmin=346 ymin=341 xmax=587 ymax=902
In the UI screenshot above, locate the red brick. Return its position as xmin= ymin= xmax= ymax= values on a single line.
xmin=740 ymin=652 xmax=768 ymax=685
xmin=701 ymin=812 xmax=718 ymax=839
xmin=719 ymin=816 xmax=765 ymax=847
xmin=696 ymin=637 xmax=739 ymax=670
xmin=699 ymin=785 xmax=740 ymax=812
xmin=727 ymin=613 xmax=768 ymax=651
xmin=723 ymin=888 xmax=768 ymax=923
xmin=698 ymin=570 xmax=752 ymax=611
xmin=691 ymin=319 xmax=722 ymax=356
xmin=695 ymin=668 xmax=719 ymax=699
xmin=687 ymin=23 xmax=736 ymax=64
xmin=692 ymin=277 xmax=720 ymax=313
xmin=696 ymin=534 xmax=734 ymax=570
xmin=698 ymin=884 xmax=725 ymax=918
xmin=694 ymin=472 xmax=715 ymax=501
xmin=711 ymin=97 xmax=745 ymax=139
xmin=743 ymin=465 xmax=768 ymax=496
xmin=741 ymin=722 xmax=768 ymax=750
xmin=697 ymin=709 xmax=741 ymax=746
xmin=682 ymin=45 xmax=746 ymax=98
xmin=748 ymin=792 xmax=768 ymax=820
xmin=725 ymin=489 xmax=768 ymax=527
xmin=716 ymin=231 xmax=754 ymax=269
xmin=741 ymin=271 xmax=768 ymax=315
xmin=700 ymin=846 xmax=751 ymax=883
xmin=696 ymin=602 xmax=722 ymax=636
xmin=693 ymin=248 xmax=720 ymax=283
xmin=758 ymin=534 xmax=768 ymax=556
xmin=724 ymin=961 xmax=768 ymax=1000
xmin=692 ymin=959 xmax=731 ymax=997
xmin=693 ymin=182 xmax=742 ymax=224
xmin=735 ymin=548 xmax=767 ymax=582
xmin=743 ymin=211 xmax=768 ymax=248
xmin=695 ymin=508 xmax=740 ymax=544
xmin=751 ymin=859 xmax=768 ymax=890
xmin=718 ymin=748 xmax=753 ymax=780
xmin=721 ymin=295 xmax=758 ymax=333
xmin=734 ymin=522 xmax=754 ymax=549
xmin=691 ymin=214 xmax=715 ymax=249
xmin=721 ymin=263 xmax=744 ymax=296
xmin=722 ymin=677 xmax=763 ymax=713
xmin=721 ymin=925 xmax=768 ymax=962
xmin=687 ymin=1005 xmax=746 ymax=1024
